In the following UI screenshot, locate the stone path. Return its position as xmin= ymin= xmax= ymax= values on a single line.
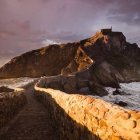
xmin=0 ymin=87 xmax=57 ymax=140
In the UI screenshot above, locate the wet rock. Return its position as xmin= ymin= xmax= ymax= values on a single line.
xmin=89 ymin=81 xmax=108 ymax=96
xmin=113 ymin=89 xmax=121 ymax=95
xmin=115 ymin=101 xmax=128 ymax=107
xmin=62 ymin=75 xmax=78 ymax=92
xmin=0 ymin=86 xmax=14 ymax=93
xmin=113 ymin=88 xmax=131 ymax=95
xmin=47 ymin=81 xmax=63 ymax=90
xmin=89 ymin=61 xmax=123 ymax=88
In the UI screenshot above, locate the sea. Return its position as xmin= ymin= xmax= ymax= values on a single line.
xmin=96 ymin=82 xmax=140 ymax=111
xmin=0 ymin=77 xmax=36 ymax=89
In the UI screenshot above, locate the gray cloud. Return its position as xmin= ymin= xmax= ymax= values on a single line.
xmin=0 ymin=0 xmax=140 ymax=66
xmin=108 ymin=0 xmax=140 ymax=25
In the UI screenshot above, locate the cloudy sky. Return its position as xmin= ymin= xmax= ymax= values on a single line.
xmin=0 ymin=0 xmax=140 ymax=66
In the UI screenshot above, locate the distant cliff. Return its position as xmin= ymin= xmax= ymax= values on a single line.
xmin=0 ymin=43 xmax=93 ymax=78
xmin=0 ymin=29 xmax=140 ymax=87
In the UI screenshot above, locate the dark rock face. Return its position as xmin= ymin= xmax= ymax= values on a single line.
xmin=0 ymin=86 xmax=14 ymax=93
xmin=61 ymin=47 xmax=93 ymax=75
xmin=115 ymin=101 xmax=128 ymax=107
xmin=80 ymin=31 xmax=140 ymax=84
xmin=89 ymin=81 xmax=108 ymax=96
xmin=0 ymin=29 xmax=140 ymax=95
xmin=89 ymin=61 xmax=123 ymax=88
xmin=113 ymin=89 xmax=131 ymax=95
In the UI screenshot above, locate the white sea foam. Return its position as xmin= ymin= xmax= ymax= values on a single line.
xmin=103 ymin=82 xmax=140 ymax=111
xmin=87 ymin=82 xmax=140 ymax=111
xmin=0 ymin=77 xmax=36 ymax=89
xmin=120 ymin=82 xmax=140 ymax=92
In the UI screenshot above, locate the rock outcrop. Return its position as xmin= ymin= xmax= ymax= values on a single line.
xmin=0 ymin=44 xmax=93 ymax=78
xmin=79 ymin=30 xmax=140 ymax=83
xmin=0 ymin=86 xmax=14 ymax=93
xmin=37 ymin=74 xmax=109 ymax=96
xmin=61 ymin=47 xmax=93 ymax=75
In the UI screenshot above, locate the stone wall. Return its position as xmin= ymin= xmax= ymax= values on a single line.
xmin=0 ymin=91 xmax=26 ymax=129
xmin=35 ymin=79 xmax=140 ymax=140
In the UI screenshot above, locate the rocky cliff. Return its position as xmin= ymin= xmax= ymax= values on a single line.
xmin=0 ymin=44 xmax=93 ymax=78
xmin=0 ymin=29 xmax=140 ymax=90
xmin=79 ymin=30 xmax=140 ymax=84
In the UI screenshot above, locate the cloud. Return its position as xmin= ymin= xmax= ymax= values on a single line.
xmin=0 ymin=0 xmax=140 ymax=66
xmin=107 ymin=0 xmax=140 ymax=25
xmin=41 ymin=39 xmax=60 ymax=46
xmin=0 ymin=32 xmax=10 ymax=38
xmin=18 ymin=20 xmax=31 ymax=32
xmin=0 ymin=31 xmax=16 ymax=38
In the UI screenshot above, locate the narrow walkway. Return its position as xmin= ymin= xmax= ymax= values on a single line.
xmin=0 ymin=87 xmax=57 ymax=140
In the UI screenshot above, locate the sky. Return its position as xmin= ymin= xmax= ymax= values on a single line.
xmin=0 ymin=0 xmax=140 ymax=66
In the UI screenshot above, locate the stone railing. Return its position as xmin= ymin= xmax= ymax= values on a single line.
xmin=0 ymin=90 xmax=26 ymax=129
xmin=35 ymin=78 xmax=140 ymax=140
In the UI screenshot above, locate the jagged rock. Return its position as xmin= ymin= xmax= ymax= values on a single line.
xmin=89 ymin=61 xmax=123 ymax=88
xmin=89 ymin=81 xmax=108 ymax=96
xmin=0 ymin=86 xmax=14 ymax=93
xmin=80 ymin=30 xmax=140 ymax=83
xmin=47 ymin=81 xmax=63 ymax=90
xmin=115 ymin=101 xmax=128 ymax=107
xmin=62 ymin=75 xmax=78 ymax=92
xmin=113 ymin=89 xmax=122 ymax=95
xmin=113 ymin=88 xmax=131 ymax=95
xmin=61 ymin=47 xmax=93 ymax=75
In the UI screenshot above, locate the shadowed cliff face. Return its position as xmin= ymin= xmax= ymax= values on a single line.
xmin=0 ymin=29 xmax=140 ymax=86
xmin=0 ymin=43 xmax=93 ymax=78
xmin=79 ymin=30 xmax=140 ymax=84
